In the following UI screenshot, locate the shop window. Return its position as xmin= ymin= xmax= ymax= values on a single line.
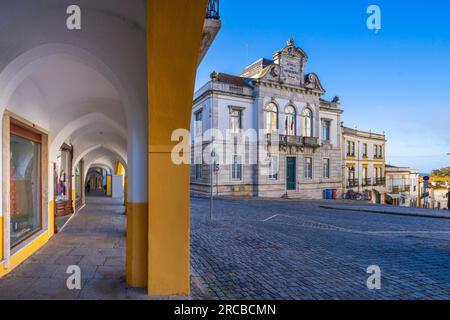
xmin=10 ymin=123 xmax=42 ymax=247
xmin=74 ymin=160 xmax=83 ymax=209
xmin=55 ymin=144 xmax=74 ymax=217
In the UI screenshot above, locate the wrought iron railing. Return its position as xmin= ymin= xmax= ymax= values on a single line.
xmin=362 ymin=178 xmax=371 ymax=186
xmin=274 ymin=134 xmax=320 ymax=148
xmin=206 ymin=0 xmax=220 ymax=19
xmin=374 ymin=177 xmax=386 ymax=186
xmin=347 ymin=179 xmax=358 ymax=188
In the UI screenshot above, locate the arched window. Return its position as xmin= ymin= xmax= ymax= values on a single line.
xmin=285 ymin=105 xmax=296 ymax=136
xmin=265 ymin=103 xmax=278 ymax=134
xmin=302 ymin=107 xmax=313 ymax=137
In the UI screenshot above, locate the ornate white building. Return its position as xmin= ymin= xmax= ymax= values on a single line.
xmin=191 ymin=40 xmax=343 ymax=199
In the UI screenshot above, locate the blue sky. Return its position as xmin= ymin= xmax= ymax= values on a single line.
xmin=196 ymin=0 xmax=450 ymax=173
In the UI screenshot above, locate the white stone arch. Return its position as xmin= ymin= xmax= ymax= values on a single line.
xmin=50 ymin=112 xmax=127 ymax=163
xmin=87 ymin=163 xmax=114 ymax=176
xmin=0 ymin=44 xmax=131 ymax=118
xmin=82 ymin=147 xmax=126 ymax=182
xmin=76 ymin=145 xmax=128 ymax=180
xmin=0 ymin=43 xmax=147 ymax=204
xmin=74 ymin=144 xmax=127 ymax=171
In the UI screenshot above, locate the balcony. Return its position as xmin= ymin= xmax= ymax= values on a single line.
xmin=374 ymin=177 xmax=386 ymax=186
xmin=206 ymin=0 xmax=220 ymax=19
xmin=303 ymin=136 xmax=320 ymax=147
xmin=279 ymin=134 xmax=303 ymax=146
xmin=347 ymin=178 xmax=358 ymax=188
xmin=199 ymin=0 xmax=222 ymax=64
xmin=275 ymin=134 xmax=320 ymax=148
xmin=391 ymin=185 xmax=411 ymax=193
xmin=362 ymin=178 xmax=371 ymax=186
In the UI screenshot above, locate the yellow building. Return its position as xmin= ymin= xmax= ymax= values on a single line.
xmin=341 ymin=126 xmax=387 ymax=203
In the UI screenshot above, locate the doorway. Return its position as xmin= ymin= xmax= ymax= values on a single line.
xmin=286 ymin=157 xmax=296 ymax=191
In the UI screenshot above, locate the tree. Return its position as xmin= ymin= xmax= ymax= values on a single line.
xmin=431 ymin=166 xmax=450 ymax=177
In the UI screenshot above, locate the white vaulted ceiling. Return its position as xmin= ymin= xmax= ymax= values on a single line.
xmin=0 ymin=0 xmax=148 ymax=202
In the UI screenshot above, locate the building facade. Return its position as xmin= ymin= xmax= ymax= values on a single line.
xmin=191 ymin=40 xmax=343 ymax=199
xmin=341 ymin=126 xmax=387 ymax=204
xmin=385 ymin=165 xmax=419 ymax=207
xmin=428 ymin=185 xmax=449 ymax=210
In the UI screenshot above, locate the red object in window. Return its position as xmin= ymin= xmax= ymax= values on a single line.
xmin=10 ymin=165 xmax=18 ymax=216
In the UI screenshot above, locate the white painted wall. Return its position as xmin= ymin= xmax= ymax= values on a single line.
xmin=112 ymin=175 xmax=124 ymax=198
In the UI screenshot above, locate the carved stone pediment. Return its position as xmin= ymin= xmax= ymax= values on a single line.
xmin=272 ymin=39 xmax=308 ymax=87
xmin=274 ymin=39 xmax=308 ymax=61
xmin=304 ymin=73 xmax=325 ymax=94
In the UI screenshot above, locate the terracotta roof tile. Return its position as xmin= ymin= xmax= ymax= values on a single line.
xmin=216 ymin=73 xmax=252 ymax=88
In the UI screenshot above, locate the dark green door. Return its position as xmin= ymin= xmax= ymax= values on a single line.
xmin=286 ymin=157 xmax=296 ymax=191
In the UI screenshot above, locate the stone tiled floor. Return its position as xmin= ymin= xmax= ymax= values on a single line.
xmin=190 ymin=197 xmax=450 ymax=300
xmin=0 ymin=195 xmax=149 ymax=300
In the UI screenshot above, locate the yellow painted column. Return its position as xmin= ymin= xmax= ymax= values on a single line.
xmin=48 ymin=200 xmax=55 ymax=237
xmin=147 ymin=0 xmax=207 ymax=296
xmin=71 ymin=189 xmax=76 ymax=211
xmin=124 ymin=176 xmax=128 ymax=208
xmin=0 ymin=215 xmax=3 ymax=261
xmin=126 ymin=202 xmax=148 ymax=287
xmin=116 ymin=161 xmax=125 ymax=176
xmin=106 ymin=176 xmax=112 ymax=196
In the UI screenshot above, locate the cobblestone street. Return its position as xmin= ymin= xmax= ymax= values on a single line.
xmin=191 ymin=197 xmax=450 ymax=300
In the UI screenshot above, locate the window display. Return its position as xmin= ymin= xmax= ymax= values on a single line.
xmin=10 ymin=127 xmax=42 ymax=247
xmin=75 ymin=160 xmax=83 ymax=209
xmin=54 ymin=144 xmax=73 ymax=217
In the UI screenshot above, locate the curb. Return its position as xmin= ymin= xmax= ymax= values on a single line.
xmin=320 ymin=205 xmax=450 ymax=220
